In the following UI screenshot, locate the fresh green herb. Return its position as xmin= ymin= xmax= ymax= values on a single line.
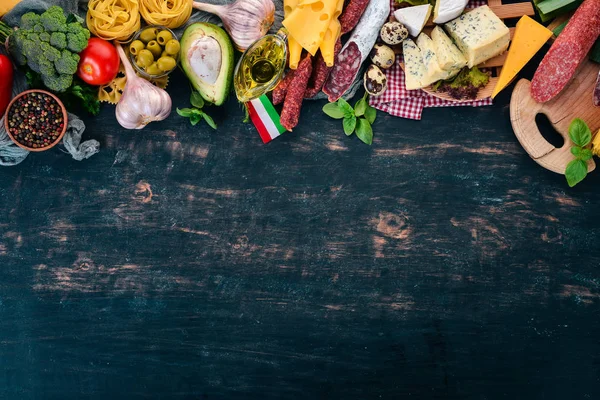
xmin=395 ymin=0 xmax=434 ymax=6
xmin=322 ymin=93 xmax=377 ymax=145
xmin=565 ymin=118 xmax=594 ymax=187
xmin=177 ymin=92 xmax=217 ymax=129
xmin=432 ymin=67 xmax=490 ymax=100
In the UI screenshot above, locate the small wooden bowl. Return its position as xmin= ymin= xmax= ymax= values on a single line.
xmin=4 ymin=90 xmax=68 ymax=152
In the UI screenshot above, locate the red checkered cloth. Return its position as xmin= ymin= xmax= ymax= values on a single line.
xmin=370 ymin=0 xmax=493 ymax=120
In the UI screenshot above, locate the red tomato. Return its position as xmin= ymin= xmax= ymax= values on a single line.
xmin=77 ymin=38 xmax=120 ymax=86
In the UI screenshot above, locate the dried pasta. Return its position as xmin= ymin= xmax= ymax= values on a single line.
xmin=87 ymin=0 xmax=141 ymax=41
xmin=139 ymin=0 xmax=192 ymax=29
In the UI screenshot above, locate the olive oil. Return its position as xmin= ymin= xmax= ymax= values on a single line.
xmin=234 ymin=30 xmax=288 ymax=103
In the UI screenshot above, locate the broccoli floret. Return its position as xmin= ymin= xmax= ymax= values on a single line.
xmin=66 ymin=26 xmax=89 ymax=53
xmin=39 ymin=32 xmax=50 ymax=42
xmin=50 ymin=32 xmax=66 ymax=50
xmin=20 ymin=12 xmax=41 ymax=30
xmin=42 ymin=73 xmax=73 ymax=93
xmin=38 ymin=58 xmax=55 ymax=78
xmin=40 ymin=6 xmax=67 ymax=32
xmin=40 ymin=42 xmax=61 ymax=62
xmin=33 ymin=23 xmax=44 ymax=33
xmin=55 ymin=50 xmax=79 ymax=75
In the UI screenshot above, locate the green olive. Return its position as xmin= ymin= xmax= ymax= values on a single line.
xmin=146 ymin=40 xmax=162 ymax=59
xmin=146 ymin=62 xmax=162 ymax=76
xmin=129 ymin=40 xmax=145 ymax=55
xmin=136 ymin=49 xmax=154 ymax=68
xmin=157 ymin=56 xmax=177 ymax=72
xmin=161 ymin=50 xmax=170 ymax=58
xmin=139 ymin=27 xmax=158 ymax=43
xmin=156 ymin=30 xmax=173 ymax=45
xmin=165 ymin=39 xmax=180 ymax=55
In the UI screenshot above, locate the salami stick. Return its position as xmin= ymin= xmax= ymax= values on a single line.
xmin=323 ymin=0 xmax=389 ymax=102
xmin=305 ymin=39 xmax=342 ymax=99
xmin=280 ymin=55 xmax=313 ymax=131
xmin=339 ymin=0 xmax=370 ymax=35
xmin=530 ymin=0 xmax=600 ymax=102
xmin=272 ymin=70 xmax=295 ymax=105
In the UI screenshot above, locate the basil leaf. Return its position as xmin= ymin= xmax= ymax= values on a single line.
xmin=338 ymin=98 xmax=354 ymax=117
xmin=202 ymin=113 xmax=218 ymax=130
xmin=176 ymin=108 xmax=194 ymax=117
xmin=190 ymin=92 xmax=205 ymax=109
xmin=565 ymin=158 xmax=588 ymax=187
xmin=323 ymin=103 xmax=345 ymax=119
xmin=190 ymin=114 xmax=202 ymax=126
xmin=571 ymin=146 xmax=582 ymax=157
xmin=354 ymin=97 xmax=367 ymax=117
xmin=355 ymin=118 xmax=373 ymax=145
xmin=580 ymin=148 xmax=593 ymax=161
xmin=343 ymin=115 xmax=356 ymax=136
xmin=364 ymin=105 xmax=376 ymax=124
xmin=569 ymin=118 xmax=592 ymax=147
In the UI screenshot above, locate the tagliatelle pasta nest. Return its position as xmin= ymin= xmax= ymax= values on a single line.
xmin=99 ymin=64 xmax=169 ymax=104
xmin=87 ymin=0 xmax=141 ymax=41
xmin=139 ymin=0 xmax=193 ymax=28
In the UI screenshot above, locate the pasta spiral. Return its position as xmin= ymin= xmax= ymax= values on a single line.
xmin=87 ymin=0 xmax=141 ymax=41
xmin=139 ymin=0 xmax=193 ymax=29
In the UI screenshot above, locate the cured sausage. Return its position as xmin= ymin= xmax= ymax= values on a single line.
xmin=280 ymin=54 xmax=313 ymax=131
xmin=323 ymin=0 xmax=389 ymax=102
xmin=530 ymin=0 xmax=600 ymax=103
xmin=339 ymin=0 xmax=370 ymax=35
xmin=304 ymin=39 xmax=342 ymax=99
xmin=272 ymin=70 xmax=295 ymax=105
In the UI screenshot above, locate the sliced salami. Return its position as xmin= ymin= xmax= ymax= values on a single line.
xmin=323 ymin=0 xmax=390 ymax=102
xmin=530 ymin=0 xmax=600 ymax=103
xmin=280 ymin=55 xmax=313 ymax=131
xmin=305 ymin=39 xmax=342 ymax=99
xmin=339 ymin=0 xmax=370 ymax=35
xmin=272 ymin=70 xmax=295 ymax=105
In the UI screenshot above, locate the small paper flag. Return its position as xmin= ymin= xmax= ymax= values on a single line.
xmin=247 ymin=95 xmax=287 ymax=144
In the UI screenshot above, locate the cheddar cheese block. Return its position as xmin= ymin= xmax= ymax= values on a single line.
xmin=491 ymin=16 xmax=552 ymax=98
xmin=416 ymin=33 xmax=458 ymax=82
xmin=403 ymin=38 xmax=433 ymax=90
xmin=319 ymin=0 xmax=344 ymax=66
xmin=283 ymin=0 xmax=338 ymax=56
xmin=431 ymin=26 xmax=467 ymax=72
xmin=444 ymin=5 xmax=510 ymax=68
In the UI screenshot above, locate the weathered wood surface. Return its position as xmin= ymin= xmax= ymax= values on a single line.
xmin=1 ymin=69 xmax=599 ymax=399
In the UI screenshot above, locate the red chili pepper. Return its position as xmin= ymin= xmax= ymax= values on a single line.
xmin=0 ymin=54 xmax=14 ymax=118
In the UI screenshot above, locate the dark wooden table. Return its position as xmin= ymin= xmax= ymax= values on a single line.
xmin=1 ymin=67 xmax=599 ymax=399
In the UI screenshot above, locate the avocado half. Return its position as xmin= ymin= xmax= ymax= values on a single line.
xmin=180 ymin=23 xmax=234 ymax=106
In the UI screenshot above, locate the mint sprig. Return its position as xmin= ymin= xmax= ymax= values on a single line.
xmin=177 ymin=92 xmax=217 ymax=130
xmin=323 ymin=93 xmax=376 ymax=145
xmin=565 ymin=118 xmax=593 ymax=187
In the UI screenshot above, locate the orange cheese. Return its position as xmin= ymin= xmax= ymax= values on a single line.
xmin=491 ymin=16 xmax=552 ymax=98
xmin=282 ymin=0 xmax=338 ymax=56
xmin=284 ymin=0 xmax=304 ymax=69
xmin=319 ymin=0 xmax=343 ymax=66
xmin=0 ymin=0 xmax=22 ymax=17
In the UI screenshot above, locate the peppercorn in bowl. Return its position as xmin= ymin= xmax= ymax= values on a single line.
xmin=4 ymin=90 xmax=68 ymax=152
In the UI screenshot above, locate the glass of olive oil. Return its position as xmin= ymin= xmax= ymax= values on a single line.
xmin=233 ymin=28 xmax=288 ymax=103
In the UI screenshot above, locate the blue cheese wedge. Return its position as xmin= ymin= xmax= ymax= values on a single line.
xmin=393 ymin=5 xmax=432 ymax=37
xmin=431 ymin=26 xmax=467 ymax=73
xmin=433 ymin=0 xmax=469 ymax=24
xmin=403 ymin=38 xmax=430 ymax=90
xmin=416 ymin=33 xmax=457 ymax=82
xmin=443 ymin=5 xmax=510 ymax=68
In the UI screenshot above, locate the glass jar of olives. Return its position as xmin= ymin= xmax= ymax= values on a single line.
xmin=129 ymin=26 xmax=180 ymax=79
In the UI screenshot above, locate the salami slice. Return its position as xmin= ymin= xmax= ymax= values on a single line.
xmin=305 ymin=39 xmax=342 ymax=99
xmin=323 ymin=0 xmax=389 ymax=102
xmin=272 ymin=70 xmax=295 ymax=105
xmin=339 ymin=0 xmax=370 ymax=35
xmin=280 ymin=55 xmax=313 ymax=131
xmin=530 ymin=0 xmax=600 ymax=103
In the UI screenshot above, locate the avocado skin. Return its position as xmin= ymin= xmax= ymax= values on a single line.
xmin=180 ymin=23 xmax=235 ymax=106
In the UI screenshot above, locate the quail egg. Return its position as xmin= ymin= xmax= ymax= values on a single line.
xmin=369 ymin=44 xmax=396 ymax=69
xmin=380 ymin=21 xmax=409 ymax=45
xmin=364 ymin=64 xmax=388 ymax=96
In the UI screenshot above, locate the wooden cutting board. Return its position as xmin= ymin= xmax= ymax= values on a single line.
xmin=509 ymin=59 xmax=599 ymax=174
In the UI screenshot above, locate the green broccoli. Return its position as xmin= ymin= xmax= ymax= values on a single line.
xmin=20 ymin=12 xmax=40 ymax=30
xmin=55 ymin=50 xmax=79 ymax=75
xmin=39 ymin=32 xmax=50 ymax=42
xmin=66 ymin=23 xmax=90 ymax=53
xmin=40 ymin=42 xmax=61 ymax=63
xmin=43 ymin=73 xmax=74 ymax=93
xmin=40 ymin=6 xmax=67 ymax=32
xmin=50 ymin=32 xmax=66 ymax=50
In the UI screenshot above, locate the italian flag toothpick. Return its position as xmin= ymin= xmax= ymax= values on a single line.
xmin=247 ymin=95 xmax=287 ymax=144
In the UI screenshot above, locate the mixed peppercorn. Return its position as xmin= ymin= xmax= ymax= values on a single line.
xmin=7 ymin=92 xmax=64 ymax=149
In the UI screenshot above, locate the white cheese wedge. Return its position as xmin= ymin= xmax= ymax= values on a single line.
xmin=433 ymin=0 xmax=469 ymax=24
xmin=394 ymin=5 xmax=432 ymax=38
xmin=443 ymin=5 xmax=510 ymax=68
xmin=431 ymin=26 xmax=467 ymax=74
xmin=416 ymin=33 xmax=456 ymax=82
xmin=403 ymin=38 xmax=433 ymax=90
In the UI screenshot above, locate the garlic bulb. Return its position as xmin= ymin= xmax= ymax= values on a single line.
xmin=192 ymin=0 xmax=275 ymax=51
xmin=115 ymin=43 xmax=172 ymax=129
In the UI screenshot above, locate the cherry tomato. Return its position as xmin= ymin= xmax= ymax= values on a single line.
xmin=77 ymin=38 xmax=120 ymax=86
